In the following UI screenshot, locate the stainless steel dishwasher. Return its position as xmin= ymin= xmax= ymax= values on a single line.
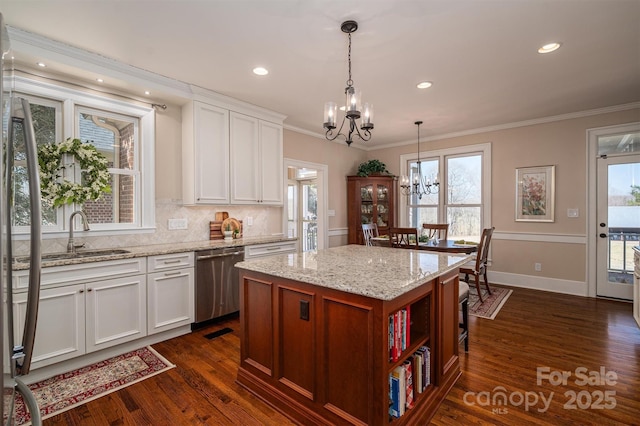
xmin=195 ymin=246 xmax=245 ymax=323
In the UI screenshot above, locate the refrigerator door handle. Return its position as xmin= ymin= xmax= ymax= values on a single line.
xmin=15 ymin=97 xmax=42 ymax=376
xmin=15 ymin=377 xmax=41 ymax=425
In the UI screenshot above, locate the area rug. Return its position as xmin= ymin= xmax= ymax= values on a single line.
xmin=11 ymin=346 xmax=174 ymax=425
xmin=468 ymin=285 xmax=513 ymax=320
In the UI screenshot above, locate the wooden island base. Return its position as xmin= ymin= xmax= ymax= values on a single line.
xmin=236 ymin=266 xmax=462 ymax=425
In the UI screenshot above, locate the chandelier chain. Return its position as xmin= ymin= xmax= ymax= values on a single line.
xmin=347 ymin=32 xmax=353 ymax=87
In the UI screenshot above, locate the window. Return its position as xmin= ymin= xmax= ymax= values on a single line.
xmin=400 ymin=143 xmax=491 ymax=241
xmin=13 ymin=77 xmax=155 ymax=237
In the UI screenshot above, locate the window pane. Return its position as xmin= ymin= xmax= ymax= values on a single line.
xmin=79 ymin=111 xmax=136 ymax=170
xmin=409 ymin=206 xmax=437 ymax=229
xmin=13 ymin=102 xmax=58 ymax=226
xmin=83 ymin=173 xmax=136 ymax=224
xmin=598 ymin=132 xmax=640 ymax=155
xmin=447 ymin=155 xmax=481 ymax=204
xmin=408 ymin=159 xmax=439 ymax=205
xmin=78 ymin=108 xmax=138 ymax=225
xmin=447 ymin=206 xmax=481 ymax=241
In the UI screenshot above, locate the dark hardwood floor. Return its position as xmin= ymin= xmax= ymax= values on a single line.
xmin=45 ymin=285 xmax=640 ymax=425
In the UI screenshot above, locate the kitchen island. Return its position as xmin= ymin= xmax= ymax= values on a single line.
xmin=235 ymin=245 xmax=471 ymax=425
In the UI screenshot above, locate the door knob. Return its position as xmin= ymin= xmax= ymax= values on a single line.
xmin=599 ymin=233 xmax=607 ymax=238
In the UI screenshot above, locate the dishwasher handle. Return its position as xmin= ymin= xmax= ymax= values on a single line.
xmin=196 ymin=251 xmax=244 ymax=261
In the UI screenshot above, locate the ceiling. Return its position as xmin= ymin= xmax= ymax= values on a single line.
xmin=2 ymin=0 xmax=639 ymax=149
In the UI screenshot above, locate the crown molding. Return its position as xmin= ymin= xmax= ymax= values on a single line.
xmin=367 ymin=102 xmax=640 ymax=151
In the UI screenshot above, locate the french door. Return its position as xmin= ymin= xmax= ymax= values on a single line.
xmin=596 ymin=152 xmax=640 ymax=299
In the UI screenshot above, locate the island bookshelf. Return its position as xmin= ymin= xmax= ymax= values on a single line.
xmin=236 ymin=267 xmax=461 ymax=425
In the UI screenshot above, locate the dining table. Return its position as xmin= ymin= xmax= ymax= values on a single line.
xmin=370 ymin=237 xmax=478 ymax=254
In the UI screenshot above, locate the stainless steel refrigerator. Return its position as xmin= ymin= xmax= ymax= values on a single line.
xmin=1 ymin=13 xmax=43 ymax=426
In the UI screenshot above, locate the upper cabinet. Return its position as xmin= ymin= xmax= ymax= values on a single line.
xmin=182 ymin=101 xmax=230 ymax=204
xmin=230 ymin=112 xmax=283 ymax=205
xmin=182 ymin=99 xmax=285 ymax=206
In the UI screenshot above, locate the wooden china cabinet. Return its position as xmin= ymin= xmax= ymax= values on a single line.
xmin=347 ymin=175 xmax=397 ymax=244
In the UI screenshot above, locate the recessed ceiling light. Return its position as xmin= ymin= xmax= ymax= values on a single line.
xmin=417 ymin=81 xmax=433 ymax=89
xmin=36 ymin=62 xmax=46 ymax=67
xmin=96 ymin=78 xmax=104 ymax=83
xmin=253 ymin=67 xmax=269 ymax=76
xmin=144 ymin=90 xmax=150 ymax=95
xmin=538 ymin=42 xmax=561 ymax=54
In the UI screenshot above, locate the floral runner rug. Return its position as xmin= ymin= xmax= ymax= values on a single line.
xmin=11 ymin=346 xmax=174 ymax=425
xmin=468 ymin=286 xmax=513 ymax=320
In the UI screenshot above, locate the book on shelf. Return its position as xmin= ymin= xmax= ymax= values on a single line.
xmin=404 ymin=359 xmax=415 ymax=410
xmin=391 ymin=365 xmax=406 ymax=417
xmin=412 ymin=352 xmax=423 ymax=394
xmin=389 ymin=374 xmax=400 ymax=418
xmin=389 ymin=304 xmax=413 ymax=362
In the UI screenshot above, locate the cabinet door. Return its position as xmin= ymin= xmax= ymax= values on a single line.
xmin=230 ymin=112 xmax=260 ymax=203
xmin=194 ymin=102 xmax=229 ymax=204
xmin=259 ymin=120 xmax=283 ymax=205
xmin=147 ymin=267 xmax=194 ymax=335
xmin=85 ymin=275 xmax=147 ymax=353
xmin=13 ymin=284 xmax=86 ymax=369
xmin=374 ymin=182 xmax=391 ymax=231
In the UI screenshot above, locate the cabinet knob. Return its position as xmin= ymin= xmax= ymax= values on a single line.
xmin=79 ymin=289 xmax=84 ymax=293
xmin=87 ymin=288 xmax=93 ymax=292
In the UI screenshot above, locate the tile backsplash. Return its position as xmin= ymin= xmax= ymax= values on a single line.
xmin=14 ymin=200 xmax=284 ymax=255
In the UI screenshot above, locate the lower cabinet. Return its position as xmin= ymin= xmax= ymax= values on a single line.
xmin=10 ymin=250 xmax=195 ymax=372
xmin=147 ymin=252 xmax=195 ymax=335
xmin=13 ymin=274 xmax=146 ymax=369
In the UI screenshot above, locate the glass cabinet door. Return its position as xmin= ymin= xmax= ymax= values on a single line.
xmin=360 ymin=184 xmax=374 ymax=225
xmin=376 ymin=184 xmax=390 ymax=229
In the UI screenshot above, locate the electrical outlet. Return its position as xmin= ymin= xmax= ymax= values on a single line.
xmin=168 ymin=218 xmax=188 ymax=230
xmin=246 ymin=216 xmax=253 ymax=226
xmin=534 ymin=263 xmax=542 ymax=272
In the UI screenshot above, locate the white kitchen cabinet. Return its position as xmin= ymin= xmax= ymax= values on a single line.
xmin=85 ymin=274 xmax=147 ymax=353
xmin=182 ymin=101 xmax=230 ymax=205
xmin=13 ymin=284 xmax=86 ymax=369
xmin=244 ymin=240 xmax=298 ymax=260
xmin=147 ymin=252 xmax=195 ymax=335
xmin=230 ymin=112 xmax=283 ymax=205
xmin=12 ymin=258 xmax=147 ymax=370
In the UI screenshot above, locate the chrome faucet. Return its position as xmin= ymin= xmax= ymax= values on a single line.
xmin=67 ymin=210 xmax=90 ymax=253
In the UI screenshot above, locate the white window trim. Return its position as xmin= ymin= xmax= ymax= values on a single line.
xmin=13 ymin=76 xmax=155 ymax=238
xmin=398 ymin=143 xmax=492 ymax=229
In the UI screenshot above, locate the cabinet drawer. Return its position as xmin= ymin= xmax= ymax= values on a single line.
xmin=147 ymin=252 xmax=194 ymax=272
xmin=245 ymin=241 xmax=297 ymax=259
xmin=13 ymin=257 xmax=147 ymax=290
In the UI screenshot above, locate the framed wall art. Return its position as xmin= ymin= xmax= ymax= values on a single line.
xmin=515 ymin=165 xmax=555 ymax=222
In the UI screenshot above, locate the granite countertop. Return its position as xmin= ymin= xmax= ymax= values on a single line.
xmin=13 ymin=235 xmax=296 ymax=270
xmin=236 ymin=245 xmax=472 ymax=301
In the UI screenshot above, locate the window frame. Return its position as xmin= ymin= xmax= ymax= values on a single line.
xmin=398 ymin=143 xmax=492 ymax=238
xmin=12 ymin=76 xmax=155 ymax=238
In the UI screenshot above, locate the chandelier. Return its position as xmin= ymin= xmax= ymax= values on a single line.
xmin=400 ymin=121 xmax=439 ymax=199
xmin=323 ymin=20 xmax=373 ymax=146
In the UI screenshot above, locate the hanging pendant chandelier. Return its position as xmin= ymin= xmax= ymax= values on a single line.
xmin=400 ymin=121 xmax=439 ymax=199
xmin=323 ymin=20 xmax=374 ymax=147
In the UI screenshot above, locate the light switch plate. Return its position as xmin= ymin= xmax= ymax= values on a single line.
xmin=168 ymin=218 xmax=188 ymax=230
xmin=567 ymin=208 xmax=579 ymax=218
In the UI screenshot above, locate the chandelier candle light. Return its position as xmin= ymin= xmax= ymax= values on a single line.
xmin=323 ymin=20 xmax=374 ymax=146
xmin=400 ymin=121 xmax=439 ymax=199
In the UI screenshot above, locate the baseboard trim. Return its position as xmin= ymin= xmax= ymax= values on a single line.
xmin=489 ymin=271 xmax=587 ymax=297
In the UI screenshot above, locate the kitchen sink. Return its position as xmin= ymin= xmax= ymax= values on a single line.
xmin=15 ymin=248 xmax=130 ymax=263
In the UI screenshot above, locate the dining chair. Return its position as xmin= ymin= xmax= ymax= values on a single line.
xmin=389 ymin=227 xmax=419 ymax=249
xmin=459 ymin=280 xmax=469 ymax=352
xmin=460 ymin=227 xmax=495 ymax=303
xmin=361 ymin=223 xmax=378 ymax=246
xmin=422 ymin=223 xmax=449 ymax=241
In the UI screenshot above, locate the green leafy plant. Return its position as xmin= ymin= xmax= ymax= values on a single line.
xmin=356 ymin=159 xmax=391 ymax=177
xmin=38 ymin=138 xmax=111 ymax=208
